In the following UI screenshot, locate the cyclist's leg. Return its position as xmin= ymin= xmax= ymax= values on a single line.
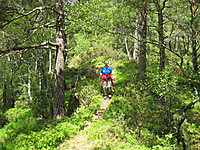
xmin=107 ymin=79 xmax=113 ymax=99
xmin=102 ymin=80 xmax=107 ymax=98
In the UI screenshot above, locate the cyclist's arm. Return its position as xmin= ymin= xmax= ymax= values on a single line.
xmin=100 ymin=67 xmax=103 ymax=76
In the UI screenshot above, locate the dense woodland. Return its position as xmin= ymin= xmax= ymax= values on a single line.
xmin=0 ymin=0 xmax=199 ymax=149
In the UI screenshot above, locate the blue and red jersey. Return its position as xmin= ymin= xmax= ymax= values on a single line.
xmin=100 ymin=66 xmax=114 ymax=86
xmin=100 ymin=66 xmax=112 ymax=75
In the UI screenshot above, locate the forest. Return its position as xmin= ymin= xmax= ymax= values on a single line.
xmin=0 ymin=0 xmax=199 ymax=149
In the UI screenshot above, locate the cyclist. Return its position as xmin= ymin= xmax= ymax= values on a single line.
xmin=100 ymin=60 xmax=114 ymax=99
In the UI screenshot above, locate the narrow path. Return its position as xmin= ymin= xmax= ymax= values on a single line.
xmin=57 ymin=98 xmax=111 ymax=150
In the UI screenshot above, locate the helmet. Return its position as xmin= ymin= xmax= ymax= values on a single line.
xmin=104 ymin=60 xmax=109 ymax=64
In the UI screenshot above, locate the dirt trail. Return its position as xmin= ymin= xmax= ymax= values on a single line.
xmin=57 ymin=98 xmax=111 ymax=150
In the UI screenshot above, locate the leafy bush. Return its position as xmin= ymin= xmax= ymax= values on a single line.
xmin=0 ymin=90 xmax=102 ymax=150
xmin=5 ymin=108 xmax=33 ymax=123
xmin=86 ymin=119 xmax=151 ymax=150
xmin=13 ymin=122 xmax=80 ymax=149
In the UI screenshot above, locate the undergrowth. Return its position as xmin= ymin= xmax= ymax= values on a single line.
xmin=0 ymin=95 xmax=102 ymax=150
xmin=102 ymin=60 xmax=199 ymax=150
xmin=0 ymin=58 xmax=199 ymax=150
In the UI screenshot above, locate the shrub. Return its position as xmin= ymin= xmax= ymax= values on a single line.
xmin=5 ymin=108 xmax=33 ymax=123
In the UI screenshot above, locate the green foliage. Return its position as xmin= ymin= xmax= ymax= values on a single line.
xmin=84 ymin=119 xmax=150 ymax=150
xmin=181 ymin=122 xmax=200 ymax=150
xmin=13 ymin=122 xmax=79 ymax=149
xmin=102 ymin=60 xmax=199 ymax=149
xmin=0 ymin=113 xmax=6 ymax=128
xmin=0 ymin=56 xmax=103 ymax=149
xmin=0 ymin=93 xmax=102 ymax=150
xmin=0 ymin=0 xmax=199 ymax=149
xmin=0 ymin=57 xmax=199 ymax=150
xmin=5 ymin=108 xmax=32 ymax=123
xmin=68 ymin=33 xmax=127 ymax=66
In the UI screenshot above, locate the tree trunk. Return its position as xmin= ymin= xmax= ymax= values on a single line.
xmin=139 ymin=0 xmax=147 ymax=80
xmin=133 ymin=10 xmax=139 ymax=61
xmin=125 ymin=35 xmax=131 ymax=60
xmin=49 ymin=50 xmax=52 ymax=73
xmin=190 ymin=0 xmax=198 ymax=72
xmin=157 ymin=3 xmax=165 ymax=71
xmin=28 ymin=67 xmax=32 ymax=101
xmin=53 ymin=1 xmax=66 ymax=118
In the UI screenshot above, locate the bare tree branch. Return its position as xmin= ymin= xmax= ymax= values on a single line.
xmin=0 ymin=41 xmax=59 ymax=55
xmin=38 ymin=46 xmax=72 ymax=52
xmin=30 ymin=20 xmax=57 ymax=30
xmin=176 ymin=87 xmax=199 ymax=149
xmin=161 ymin=0 xmax=167 ymax=10
xmin=38 ymin=46 xmax=57 ymax=50
xmin=1 ymin=6 xmax=56 ymax=28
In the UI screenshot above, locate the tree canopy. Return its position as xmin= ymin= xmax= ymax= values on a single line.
xmin=0 ymin=0 xmax=199 ymax=149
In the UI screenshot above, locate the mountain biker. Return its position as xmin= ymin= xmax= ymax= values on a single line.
xmin=100 ymin=60 xmax=114 ymax=99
